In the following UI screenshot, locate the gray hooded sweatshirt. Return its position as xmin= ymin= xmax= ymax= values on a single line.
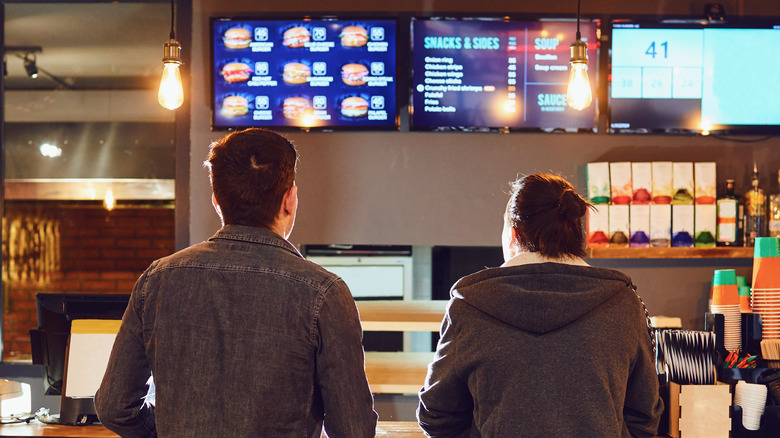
xmin=417 ymin=262 xmax=664 ymax=438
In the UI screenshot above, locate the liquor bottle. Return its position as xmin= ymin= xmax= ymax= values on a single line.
xmin=770 ymin=170 xmax=780 ymax=238
xmin=716 ymin=179 xmax=740 ymax=246
xmin=743 ymin=164 xmax=767 ymax=246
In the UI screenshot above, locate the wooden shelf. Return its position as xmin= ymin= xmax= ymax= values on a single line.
xmin=586 ymin=247 xmax=754 ymax=259
xmin=356 ymin=300 xmax=447 ymax=332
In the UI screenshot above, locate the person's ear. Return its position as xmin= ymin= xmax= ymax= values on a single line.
xmin=283 ymin=185 xmax=298 ymax=216
xmin=211 ymin=193 xmax=223 ymax=224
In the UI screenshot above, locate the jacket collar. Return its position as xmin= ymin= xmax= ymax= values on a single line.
xmin=208 ymin=224 xmax=303 ymax=259
xmin=501 ymin=250 xmax=589 ymax=268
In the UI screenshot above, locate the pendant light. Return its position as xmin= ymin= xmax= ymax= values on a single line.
xmin=566 ymin=0 xmax=592 ymax=111
xmin=158 ymin=0 xmax=184 ymax=110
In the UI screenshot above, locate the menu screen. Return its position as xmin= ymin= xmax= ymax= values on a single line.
xmin=411 ymin=18 xmax=599 ymax=132
xmin=211 ymin=18 xmax=398 ymax=130
xmin=610 ymin=20 xmax=780 ymax=134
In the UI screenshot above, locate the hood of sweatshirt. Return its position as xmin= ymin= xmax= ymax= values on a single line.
xmin=451 ymin=262 xmax=635 ymax=335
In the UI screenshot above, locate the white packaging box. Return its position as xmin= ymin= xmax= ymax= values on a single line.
xmin=650 ymin=204 xmax=672 ymax=247
xmin=609 ymin=162 xmax=632 ymax=205
xmin=694 ymin=204 xmax=717 ymax=247
xmin=587 ymin=204 xmax=609 ymax=248
xmin=672 ymin=162 xmax=694 ymax=205
xmin=652 ymin=162 xmax=673 ymax=204
xmin=631 ymin=162 xmax=652 ymax=205
xmin=672 ymin=204 xmax=695 ymax=247
xmin=586 ymin=162 xmax=611 ymax=204
xmin=608 ymin=205 xmax=630 ymax=247
xmin=630 ymin=205 xmax=651 ymax=247
xmin=694 ymin=162 xmax=717 ymax=204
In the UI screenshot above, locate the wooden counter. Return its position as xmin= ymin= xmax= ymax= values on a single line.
xmin=356 ymin=300 xmax=447 ymax=332
xmin=0 ymin=421 xmax=426 ymax=437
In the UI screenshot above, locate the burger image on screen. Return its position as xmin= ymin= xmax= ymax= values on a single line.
xmin=283 ymin=97 xmax=311 ymax=119
xmin=220 ymin=62 xmax=253 ymax=83
xmin=223 ymin=27 xmax=252 ymax=49
xmin=283 ymin=26 xmax=311 ymax=48
xmin=340 ymin=96 xmax=369 ymax=118
xmin=283 ymin=62 xmax=311 ymax=84
xmin=341 ymin=63 xmax=369 ymax=86
xmin=339 ymin=26 xmax=368 ymax=47
xmin=221 ymin=95 xmax=249 ymax=117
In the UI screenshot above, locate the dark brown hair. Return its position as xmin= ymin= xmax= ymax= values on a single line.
xmin=205 ymin=128 xmax=297 ymax=229
xmin=507 ymin=173 xmax=591 ymax=258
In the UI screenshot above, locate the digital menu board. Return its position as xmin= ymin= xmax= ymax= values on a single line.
xmin=411 ymin=17 xmax=599 ymax=132
xmin=610 ymin=19 xmax=780 ymax=134
xmin=211 ymin=18 xmax=398 ymax=130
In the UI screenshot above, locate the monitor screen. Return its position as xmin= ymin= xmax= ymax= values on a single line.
xmin=30 ymin=293 xmax=129 ymax=396
xmin=410 ymin=17 xmax=599 ymax=132
xmin=609 ymin=18 xmax=780 ymax=134
xmin=211 ymin=17 xmax=398 ymax=131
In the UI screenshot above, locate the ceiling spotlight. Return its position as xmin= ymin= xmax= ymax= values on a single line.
xmin=23 ymin=53 xmax=38 ymax=78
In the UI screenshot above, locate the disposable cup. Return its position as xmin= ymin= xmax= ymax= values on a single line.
xmin=754 ymin=237 xmax=780 ymax=258
xmin=737 ymin=276 xmax=748 ymax=287
xmin=713 ymin=269 xmax=737 ymax=285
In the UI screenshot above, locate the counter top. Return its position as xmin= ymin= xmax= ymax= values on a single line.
xmin=0 ymin=420 xmax=426 ymax=437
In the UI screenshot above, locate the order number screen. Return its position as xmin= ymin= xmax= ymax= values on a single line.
xmin=610 ymin=26 xmax=780 ymax=132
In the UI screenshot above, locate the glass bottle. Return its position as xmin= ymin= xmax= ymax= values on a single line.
xmin=769 ymin=170 xmax=780 ymax=238
xmin=743 ymin=164 xmax=767 ymax=246
xmin=716 ymin=179 xmax=740 ymax=246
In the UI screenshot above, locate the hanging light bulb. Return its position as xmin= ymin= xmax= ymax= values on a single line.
xmin=566 ymin=0 xmax=592 ymax=111
xmin=158 ymin=0 xmax=183 ymax=110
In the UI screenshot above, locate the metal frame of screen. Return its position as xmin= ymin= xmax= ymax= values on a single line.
xmin=209 ymin=14 xmax=402 ymax=132
xmin=409 ymin=14 xmax=601 ymax=133
xmin=608 ymin=16 xmax=780 ymax=136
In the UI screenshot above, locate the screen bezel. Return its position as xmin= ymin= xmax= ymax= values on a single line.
xmin=607 ymin=16 xmax=780 ymax=136
xmin=409 ymin=14 xmax=601 ymax=133
xmin=209 ymin=14 xmax=403 ymax=132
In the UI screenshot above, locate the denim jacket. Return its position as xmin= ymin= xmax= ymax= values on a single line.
xmin=95 ymin=225 xmax=378 ymax=437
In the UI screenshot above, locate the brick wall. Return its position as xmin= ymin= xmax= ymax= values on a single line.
xmin=2 ymin=203 xmax=175 ymax=359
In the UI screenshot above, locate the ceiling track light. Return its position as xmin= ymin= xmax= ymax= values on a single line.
xmin=566 ymin=0 xmax=593 ymax=111
xmin=23 ymin=52 xmax=39 ymax=78
xmin=158 ymin=0 xmax=184 ymax=110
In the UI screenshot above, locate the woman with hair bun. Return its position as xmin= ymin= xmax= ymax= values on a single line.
xmin=417 ymin=173 xmax=663 ymax=438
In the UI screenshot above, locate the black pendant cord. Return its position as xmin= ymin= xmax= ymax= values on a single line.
xmin=576 ymin=0 xmax=582 ymax=40
xmin=169 ymin=0 xmax=176 ymax=40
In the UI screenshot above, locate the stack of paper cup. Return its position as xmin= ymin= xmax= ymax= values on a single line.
xmin=711 ymin=269 xmax=741 ymax=351
xmin=737 ymin=276 xmax=752 ymax=313
xmin=734 ymin=381 xmax=768 ymax=431
xmin=751 ymin=237 xmax=780 ymax=339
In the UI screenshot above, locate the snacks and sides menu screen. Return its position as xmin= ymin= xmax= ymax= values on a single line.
xmin=411 ymin=18 xmax=598 ymax=131
xmin=610 ymin=21 xmax=780 ymax=134
xmin=212 ymin=18 xmax=397 ymax=129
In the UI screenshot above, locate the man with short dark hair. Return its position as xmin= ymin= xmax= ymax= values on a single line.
xmin=95 ymin=128 xmax=378 ymax=437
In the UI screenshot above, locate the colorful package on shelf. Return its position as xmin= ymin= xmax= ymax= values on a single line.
xmin=694 ymin=162 xmax=717 ymax=204
xmin=630 ymin=205 xmax=650 ymax=247
xmin=608 ymin=205 xmax=630 ymax=247
xmin=631 ymin=162 xmax=652 ymax=205
xmin=587 ymin=204 xmax=609 ymax=248
xmin=586 ymin=162 xmax=610 ymax=204
xmin=610 ymin=162 xmax=632 ymax=205
xmin=672 ymin=162 xmax=695 ymax=205
xmin=652 ymin=162 xmax=673 ymax=204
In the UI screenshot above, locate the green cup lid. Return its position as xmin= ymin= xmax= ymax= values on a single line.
xmin=754 ymin=237 xmax=780 ymax=258
xmin=738 ymin=286 xmax=752 ymax=297
xmin=712 ymin=269 xmax=737 ymax=286
xmin=736 ymin=276 xmax=748 ymax=287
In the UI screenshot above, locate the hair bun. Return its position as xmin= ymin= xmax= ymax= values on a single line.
xmin=558 ymin=189 xmax=587 ymax=220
